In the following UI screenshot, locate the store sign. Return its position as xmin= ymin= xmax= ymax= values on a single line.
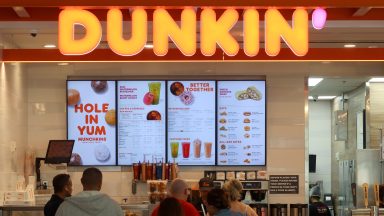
xmin=58 ymin=8 xmax=326 ymax=57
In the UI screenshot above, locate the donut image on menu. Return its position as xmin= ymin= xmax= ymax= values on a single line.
xmin=105 ymin=109 xmax=116 ymax=125
xmin=68 ymin=89 xmax=80 ymax=106
xmin=91 ymin=81 xmax=108 ymax=93
xmin=94 ymin=144 xmax=111 ymax=162
xmin=170 ymin=82 xmax=184 ymax=96
xmin=69 ymin=153 xmax=82 ymax=166
xmin=147 ymin=110 xmax=161 ymax=120
xmin=179 ymin=91 xmax=194 ymax=105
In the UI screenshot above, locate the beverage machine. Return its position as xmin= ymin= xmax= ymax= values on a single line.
xmin=240 ymin=180 xmax=269 ymax=216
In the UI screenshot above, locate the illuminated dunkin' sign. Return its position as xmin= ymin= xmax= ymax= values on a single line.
xmin=58 ymin=8 xmax=327 ymax=57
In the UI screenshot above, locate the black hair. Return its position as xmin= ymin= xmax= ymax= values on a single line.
xmin=52 ymin=174 xmax=71 ymax=194
xmin=207 ymin=188 xmax=230 ymax=210
xmin=158 ymin=197 xmax=184 ymax=216
xmin=81 ymin=167 xmax=102 ymax=187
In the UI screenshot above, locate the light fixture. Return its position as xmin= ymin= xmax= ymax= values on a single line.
xmin=57 ymin=62 xmax=69 ymax=66
xmin=44 ymin=44 xmax=56 ymax=48
xmin=344 ymin=44 xmax=356 ymax=48
xmin=144 ymin=44 xmax=154 ymax=49
xmin=308 ymin=96 xmax=336 ymax=100
xmin=368 ymin=45 xmax=378 ymax=48
xmin=308 ymin=78 xmax=323 ymax=87
xmin=369 ymin=77 xmax=384 ymax=82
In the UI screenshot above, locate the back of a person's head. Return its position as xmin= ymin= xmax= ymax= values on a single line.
xmin=81 ymin=167 xmax=102 ymax=190
xmin=52 ymin=174 xmax=70 ymax=194
xmin=170 ymin=179 xmax=188 ymax=198
xmin=310 ymin=185 xmax=321 ymax=198
xmin=207 ymin=188 xmax=229 ymax=210
xmin=158 ymin=197 xmax=184 ymax=216
xmin=223 ymin=179 xmax=243 ymax=201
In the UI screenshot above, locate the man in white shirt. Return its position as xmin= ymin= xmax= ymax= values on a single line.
xmin=55 ymin=167 xmax=123 ymax=216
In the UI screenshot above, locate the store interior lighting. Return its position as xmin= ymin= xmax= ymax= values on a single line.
xmin=308 ymin=78 xmax=323 ymax=86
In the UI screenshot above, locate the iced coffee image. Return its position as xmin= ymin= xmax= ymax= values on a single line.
xmin=204 ymin=142 xmax=212 ymax=158
xmin=193 ymin=139 xmax=201 ymax=158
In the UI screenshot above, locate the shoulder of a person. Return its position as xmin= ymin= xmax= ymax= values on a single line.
xmin=180 ymin=200 xmax=199 ymax=214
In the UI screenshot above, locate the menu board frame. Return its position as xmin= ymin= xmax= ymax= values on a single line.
xmin=116 ymin=80 xmax=167 ymax=165
xmin=66 ymin=80 xmax=118 ymax=166
xmin=66 ymin=79 xmax=267 ymax=167
xmin=166 ymin=80 xmax=217 ymax=166
xmin=216 ymin=80 xmax=267 ymax=166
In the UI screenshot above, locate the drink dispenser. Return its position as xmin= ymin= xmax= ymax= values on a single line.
xmin=240 ymin=180 xmax=269 ymax=204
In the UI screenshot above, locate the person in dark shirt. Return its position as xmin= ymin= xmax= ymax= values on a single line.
xmin=191 ymin=177 xmax=215 ymax=216
xmin=44 ymin=174 xmax=72 ymax=216
xmin=309 ymin=186 xmax=331 ymax=216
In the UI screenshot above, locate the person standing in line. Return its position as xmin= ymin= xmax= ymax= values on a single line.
xmin=158 ymin=197 xmax=185 ymax=216
xmin=55 ymin=167 xmax=123 ymax=216
xmin=151 ymin=178 xmax=200 ymax=216
xmin=206 ymin=188 xmax=244 ymax=216
xmin=223 ymin=179 xmax=258 ymax=216
xmin=44 ymin=174 xmax=73 ymax=216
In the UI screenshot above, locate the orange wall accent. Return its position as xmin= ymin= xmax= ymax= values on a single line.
xmin=1 ymin=0 xmax=384 ymax=7
xmin=3 ymin=48 xmax=384 ymax=62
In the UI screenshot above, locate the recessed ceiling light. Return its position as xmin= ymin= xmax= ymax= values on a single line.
xmin=369 ymin=77 xmax=384 ymax=82
xmin=308 ymin=96 xmax=336 ymax=100
xmin=144 ymin=44 xmax=154 ymax=48
xmin=368 ymin=45 xmax=378 ymax=48
xmin=57 ymin=62 xmax=69 ymax=66
xmin=44 ymin=44 xmax=56 ymax=48
xmin=344 ymin=44 xmax=356 ymax=48
xmin=308 ymin=78 xmax=323 ymax=87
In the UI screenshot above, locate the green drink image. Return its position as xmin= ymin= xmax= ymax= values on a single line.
xmin=171 ymin=142 xmax=179 ymax=158
xmin=148 ymin=82 xmax=161 ymax=105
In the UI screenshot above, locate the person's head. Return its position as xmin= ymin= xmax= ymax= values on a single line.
xmin=170 ymin=178 xmax=189 ymax=201
xmin=223 ymin=179 xmax=243 ymax=202
xmin=52 ymin=174 xmax=72 ymax=198
xmin=206 ymin=188 xmax=229 ymax=215
xmin=199 ymin=177 xmax=214 ymax=205
xmin=310 ymin=185 xmax=321 ymax=202
xmin=158 ymin=197 xmax=184 ymax=216
xmin=81 ymin=167 xmax=102 ymax=191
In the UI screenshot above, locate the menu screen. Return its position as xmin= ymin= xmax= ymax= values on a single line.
xmin=217 ymin=81 xmax=266 ymax=166
xmin=67 ymin=81 xmax=116 ymax=166
xmin=167 ymin=81 xmax=216 ymax=165
xmin=117 ymin=81 xmax=166 ymax=165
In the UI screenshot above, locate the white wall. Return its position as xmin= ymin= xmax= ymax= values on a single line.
xmin=308 ymin=100 xmax=332 ymax=194
xmin=0 ymin=63 xmax=28 ymax=204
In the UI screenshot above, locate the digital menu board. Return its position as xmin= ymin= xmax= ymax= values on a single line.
xmin=67 ymin=81 xmax=116 ymax=166
xmin=217 ymin=81 xmax=266 ymax=166
xmin=167 ymin=81 xmax=216 ymax=165
xmin=117 ymin=81 xmax=166 ymax=165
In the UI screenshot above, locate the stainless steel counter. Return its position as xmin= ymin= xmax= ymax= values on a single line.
xmin=351 ymin=208 xmax=384 ymax=216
